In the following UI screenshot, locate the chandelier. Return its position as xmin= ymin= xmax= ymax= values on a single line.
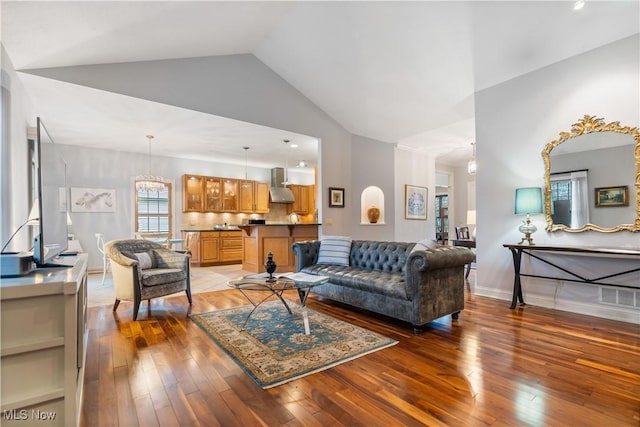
xmin=467 ymin=142 xmax=477 ymax=175
xmin=135 ymin=135 xmax=166 ymax=193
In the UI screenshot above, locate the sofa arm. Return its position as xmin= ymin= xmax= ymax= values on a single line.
xmin=405 ymin=246 xmax=475 ymax=296
xmin=292 ymin=240 xmax=321 ymax=271
xmin=424 ymin=246 xmax=475 ymax=270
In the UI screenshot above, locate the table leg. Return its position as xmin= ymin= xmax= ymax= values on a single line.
xmin=509 ymin=248 xmax=525 ymax=309
xmin=237 ymin=286 xmax=290 ymax=330
xmin=297 ymin=288 xmax=312 ymax=335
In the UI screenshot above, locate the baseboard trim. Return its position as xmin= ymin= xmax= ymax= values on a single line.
xmin=474 ymin=286 xmax=639 ymax=324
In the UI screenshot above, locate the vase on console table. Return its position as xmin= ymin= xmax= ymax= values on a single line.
xmin=264 ymin=252 xmax=277 ymax=282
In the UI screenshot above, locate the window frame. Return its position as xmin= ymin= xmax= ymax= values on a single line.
xmin=134 ymin=181 xmax=173 ymax=239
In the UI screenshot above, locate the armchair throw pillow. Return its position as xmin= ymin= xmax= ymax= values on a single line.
xmin=133 ymin=250 xmax=156 ymax=270
xmin=317 ymin=236 xmax=352 ymax=266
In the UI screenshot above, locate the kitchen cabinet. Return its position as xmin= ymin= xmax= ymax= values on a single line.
xmin=204 ymin=177 xmax=222 ymax=211
xmin=183 ymin=230 xmax=242 ymax=266
xmin=219 ymin=231 xmax=243 ymax=262
xmin=288 ymin=184 xmax=311 ymax=214
xmin=239 ymin=181 xmax=270 ymax=213
xmin=222 ymin=179 xmax=239 ymax=212
xmin=239 ymin=224 xmax=319 ymax=273
xmin=183 ymin=174 xmax=204 ymax=212
xmin=184 ymin=174 xmax=269 ymax=214
xmin=201 ymin=232 xmax=220 ymax=263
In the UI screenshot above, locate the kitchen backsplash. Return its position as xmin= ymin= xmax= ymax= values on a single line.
xmin=181 ymin=204 xmax=316 ymax=229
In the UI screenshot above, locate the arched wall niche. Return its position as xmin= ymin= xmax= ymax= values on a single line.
xmin=360 ymin=186 xmax=385 ymax=225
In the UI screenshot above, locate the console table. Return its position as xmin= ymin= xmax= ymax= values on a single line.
xmin=503 ymin=244 xmax=640 ymax=309
xmin=453 ymin=239 xmax=476 ymax=278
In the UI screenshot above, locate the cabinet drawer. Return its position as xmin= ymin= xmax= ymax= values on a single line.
xmin=219 ymin=231 xmax=241 ymax=238
xmin=220 ymin=250 xmax=242 ymax=262
xmin=221 ymin=238 xmax=242 ymax=250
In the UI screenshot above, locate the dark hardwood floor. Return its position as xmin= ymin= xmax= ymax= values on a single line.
xmin=81 ymin=284 xmax=640 ymax=426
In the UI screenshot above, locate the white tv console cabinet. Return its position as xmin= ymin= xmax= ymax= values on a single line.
xmin=1 ymin=254 xmax=88 ymax=426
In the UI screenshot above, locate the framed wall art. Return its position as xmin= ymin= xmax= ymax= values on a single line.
xmin=70 ymin=187 xmax=116 ymax=212
xmin=595 ymin=185 xmax=629 ymax=207
xmin=329 ymin=187 xmax=345 ymax=208
xmin=405 ymin=184 xmax=427 ymax=220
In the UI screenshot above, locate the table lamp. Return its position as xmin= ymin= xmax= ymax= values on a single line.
xmin=514 ymin=187 xmax=543 ymax=245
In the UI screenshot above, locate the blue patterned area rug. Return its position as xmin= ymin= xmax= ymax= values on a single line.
xmin=190 ymin=301 xmax=398 ymax=389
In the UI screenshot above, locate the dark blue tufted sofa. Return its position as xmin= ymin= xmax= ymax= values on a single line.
xmin=292 ymin=240 xmax=475 ymax=333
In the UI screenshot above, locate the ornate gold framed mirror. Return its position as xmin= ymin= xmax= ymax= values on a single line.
xmin=542 ymin=115 xmax=640 ymax=233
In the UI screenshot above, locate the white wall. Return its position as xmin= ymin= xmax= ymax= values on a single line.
xmin=394 ymin=146 xmax=434 ymax=242
xmin=475 ymin=34 xmax=640 ymax=323
xmin=1 ymin=45 xmax=35 ymax=252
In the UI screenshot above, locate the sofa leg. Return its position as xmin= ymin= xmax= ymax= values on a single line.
xmin=451 ymin=311 xmax=460 ymax=320
xmin=412 ymin=326 xmax=424 ymax=335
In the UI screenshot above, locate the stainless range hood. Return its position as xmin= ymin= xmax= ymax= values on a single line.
xmin=269 ymin=168 xmax=295 ymax=204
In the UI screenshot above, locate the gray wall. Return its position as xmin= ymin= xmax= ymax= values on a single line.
xmin=24 ymin=54 xmax=356 ymax=236
xmin=475 ymin=34 xmax=640 ymax=323
xmin=350 ymin=134 xmax=396 ymax=241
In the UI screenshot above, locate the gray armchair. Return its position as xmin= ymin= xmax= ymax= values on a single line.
xmin=104 ymin=239 xmax=192 ymax=320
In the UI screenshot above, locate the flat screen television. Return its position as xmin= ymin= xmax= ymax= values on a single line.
xmin=32 ymin=117 xmax=69 ymax=267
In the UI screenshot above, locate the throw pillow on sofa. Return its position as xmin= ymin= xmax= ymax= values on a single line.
xmin=411 ymin=238 xmax=438 ymax=253
xmin=317 ymin=236 xmax=352 ymax=266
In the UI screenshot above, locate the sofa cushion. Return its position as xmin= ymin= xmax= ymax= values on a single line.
xmin=350 ymin=241 xmax=414 ymax=274
xmin=302 ymin=264 xmax=408 ymax=300
xmin=317 ymin=236 xmax=352 ymax=266
xmin=141 ymin=268 xmax=186 ymax=287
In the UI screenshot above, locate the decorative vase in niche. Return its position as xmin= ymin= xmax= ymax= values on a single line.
xmin=264 ymin=252 xmax=277 ymax=282
xmin=367 ymin=206 xmax=380 ymax=224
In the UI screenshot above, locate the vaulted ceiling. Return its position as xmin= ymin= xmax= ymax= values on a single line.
xmin=2 ymin=1 xmax=638 ymax=168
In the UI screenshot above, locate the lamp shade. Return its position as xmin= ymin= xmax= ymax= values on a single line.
xmin=515 ymin=187 xmax=543 ymax=215
xmin=466 ymin=210 xmax=476 ymax=225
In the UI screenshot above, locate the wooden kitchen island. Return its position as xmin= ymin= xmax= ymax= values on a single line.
xmin=238 ymin=224 xmax=320 ymax=273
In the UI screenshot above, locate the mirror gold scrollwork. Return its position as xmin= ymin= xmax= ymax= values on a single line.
xmin=542 ymin=115 xmax=640 ymax=233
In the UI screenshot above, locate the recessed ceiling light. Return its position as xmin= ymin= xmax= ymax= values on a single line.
xmin=297 ymin=160 xmax=307 ymax=168
xmin=291 ymin=144 xmax=299 ymax=148
xmin=573 ymin=0 xmax=585 ymax=10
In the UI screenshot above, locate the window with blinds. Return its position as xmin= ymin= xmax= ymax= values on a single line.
xmin=135 ymin=183 xmax=172 ymax=238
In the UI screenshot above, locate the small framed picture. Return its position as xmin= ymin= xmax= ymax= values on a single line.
xmin=405 ymin=184 xmax=427 ymax=220
xmin=328 ymin=187 xmax=345 ymax=208
xmin=595 ymin=185 xmax=629 ymax=207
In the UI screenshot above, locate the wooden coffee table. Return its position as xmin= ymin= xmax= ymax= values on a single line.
xmin=228 ymin=272 xmax=329 ymax=335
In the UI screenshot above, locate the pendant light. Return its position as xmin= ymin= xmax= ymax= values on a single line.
xmin=135 ymin=135 xmax=166 ymax=193
xmin=282 ymin=139 xmax=290 ymax=186
xmin=467 ymin=142 xmax=477 ymax=175
xmin=241 ymin=146 xmax=251 ymax=188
